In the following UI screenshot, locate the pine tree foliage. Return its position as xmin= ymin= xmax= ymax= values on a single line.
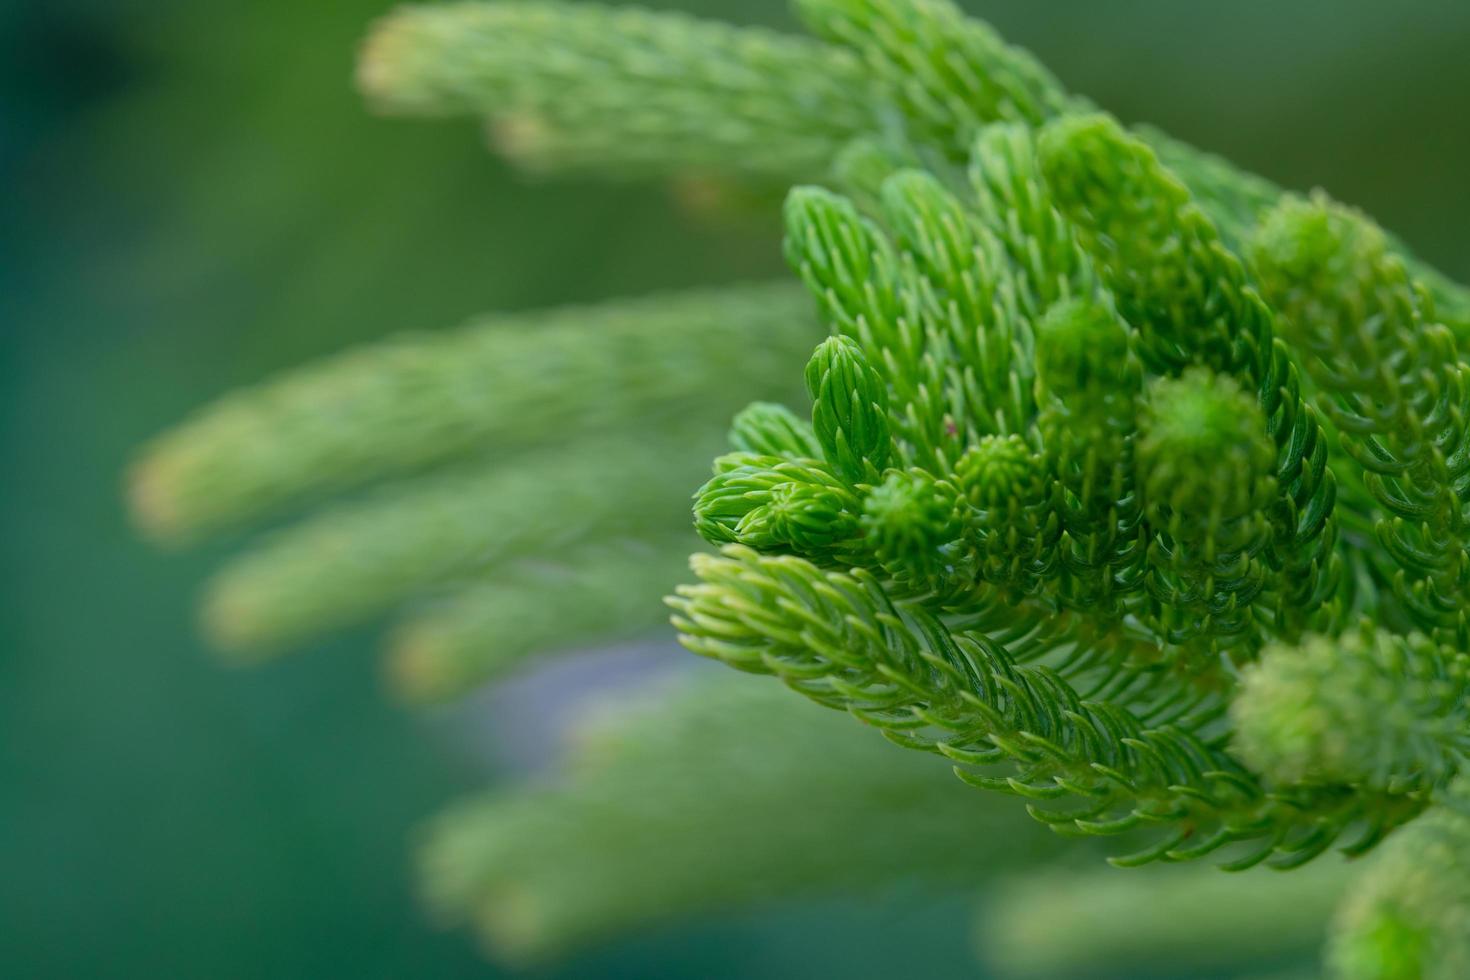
xmin=388 ymin=536 xmax=696 ymax=703
xmin=977 ymin=859 xmax=1353 ymax=979
xmin=1328 ymin=779 xmax=1470 ymax=980
xmin=132 ymin=283 xmax=812 ymax=541
xmin=130 ymin=1 xmax=1470 ymax=973
xmin=1033 ymin=297 xmax=1142 ymax=615
xmin=205 ymin=431 xmax=716 ymax=655
xmin=359 ymin=0 xmax=1470 ymax=333
xmin=660 ymin=0 xmax=1470 ymax=883
xmin=673 ymin=547 xmax=1420 ymax=870
xmin=131 ymin=281 xmax=819 ymax=681
xmin=728 ymin=400 xmax=823 ymax=459
xmin=1040 ymin=116 xmax=1342 ymax=640
xmin=1252 ymin=198 xmax=1470 ymax=645
xmin=358 ymin=1 xmax=871 ymax=180
xmin=790 ymin=0 xmax=1075 ymax=155
xmin=419 ymin=673 xmax=1070 ymax=963
xmin=1135 ymin=369 xmax=1276 ymax=665
xmin=1234 ymin=628 xmax=1470 ymax=791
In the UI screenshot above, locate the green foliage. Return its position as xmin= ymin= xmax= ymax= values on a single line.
xmin=783 ymin=179 xmax=1033 ymax=466
xmin=131 ymin=281 xmax=821 ymax=673
xmin=977 ymin=860 xmax=1353 ymax=979
xmin=1234 ymin=628 xmax=1470 ymax=791
xmin=131 ymin=283 xmax=812 ymax=541
xmin=1136 ymin=369 xmax=1275 ymax=665
xmin=728 ymin=401 xmax=822 ymax=458
xmin=861 ymin=467 xmax=965 ymax=592
xmin=666 ymin=0 xmax=1470 ymax=890
xmin=790 ymin=0 xmax=1075 ymax=152
xmin=804 ymin=335 xmax=892 ymax=482
xmin=1328 ymin=780 xmax=1470 ymax=980
xmin=1041 ymin=115 xmax=1342 ymax=637
xmin=358 ymin=0 xmax=870 ymax=181
xmin=672 ymin=546 xmax=1420 ymax=870
xmin=203 ymin=433 xmax=709 ymax=654
xmin=129 ymin=0 xmax=1470 ymax=974
xmin=956 ymin=435 xmax=1057 ymax=599
xmin=419 ymin=672 xmax=1068 ymax=963
xmin=358 ymin=0 xmax=1470 ymax=337
xmin=388 ymin=537 xmax=695 ymax=703
xmin=693 ymin=452 xmax=860 ymax=558
xmin=1033 ymin=298 xmax=1143 ymax=613
xmin=1252 ymin=197 xmax=1470 ymax=645
xmin=1039 ymin=114 xmax=1249 ymax=376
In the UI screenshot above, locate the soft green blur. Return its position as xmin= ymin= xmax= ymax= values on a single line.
xmin=4 ymin=1 xmax=1468 ymax=977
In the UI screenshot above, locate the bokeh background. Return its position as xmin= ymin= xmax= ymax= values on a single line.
xmin=5 ymin=1 xmax=1469 ymax=977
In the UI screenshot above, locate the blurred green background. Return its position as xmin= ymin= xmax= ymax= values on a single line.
xmin=4 ymin=1 xmax=1467 ymax=976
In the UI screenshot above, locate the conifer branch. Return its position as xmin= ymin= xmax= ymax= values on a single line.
xmin=881 ymin=166 xmax=1043 ymax=431
xmin=1252 ymin=197 xmax=1470 ymax=644
xmin=800 ymin=0 xmax=1470 ymax=332
xmin=1136 ymin=370 xmax=1276 ymax=666
xmin=790 ymin=0 xmax=1076 ymax=151
xmin=1033 ymin=298 xmax=1144 ymax=614
xmin=783 ymin=180 xmax=1033 ymax=467
xmin=1234 ymin=628 xmax=1470 ymax=791
xmin=420 ymin=673 xmax=1068 ymax=963
xmin=1327 ymin=779 xmax=1470 ymax=980
xmin=128 ymin=8 xmax=1470 ymax=972
xmin=977 ymin=859 xmax=1352 ymax=979
xmin=131 ymin=282 xmax=815 ymax=540
xmin=1140 ymin=124 xmax=1470 ymax=335
xmin=203 ymin=434 xmax=711 ymax=655
xmin=1037 ymin=114 xmax=1272 ymax=383
xmin=727 ymin=401 xmax=822 ymax=459
xmin=388 ymin=536 xmax=694 ymax=703
xmin=671 ymin=546 xmax=1422 ymax=869
xmin=355 ymin=1 xmax=1470 ymax=333
xmin=805 ymin=335 xmax=894 ymax=483
xmin=859 ymin=467 xmax=966 ymax=596
xmin=693 ymin=452 xmax=862 ymax=561
xmin=358 ymin=1 xmax=870 ymax=181
xmin=954 ymin=435 xmax=1057 ymax=601
xmin=967 ymin=124 xmax=1098 ymax=315
xmin=1038 ymin=114 xmax=1340 ymax=635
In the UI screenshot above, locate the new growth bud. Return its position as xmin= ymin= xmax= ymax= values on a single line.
xmin=804 ymin=336 xmax=893 ymax=484
xmin=693 ymin=454 xmax=860 ymax=558
xmin=728 ymin=402 xmax=822 ymax=459
xmin=860 ymin=469 xmax=966 ymax=586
